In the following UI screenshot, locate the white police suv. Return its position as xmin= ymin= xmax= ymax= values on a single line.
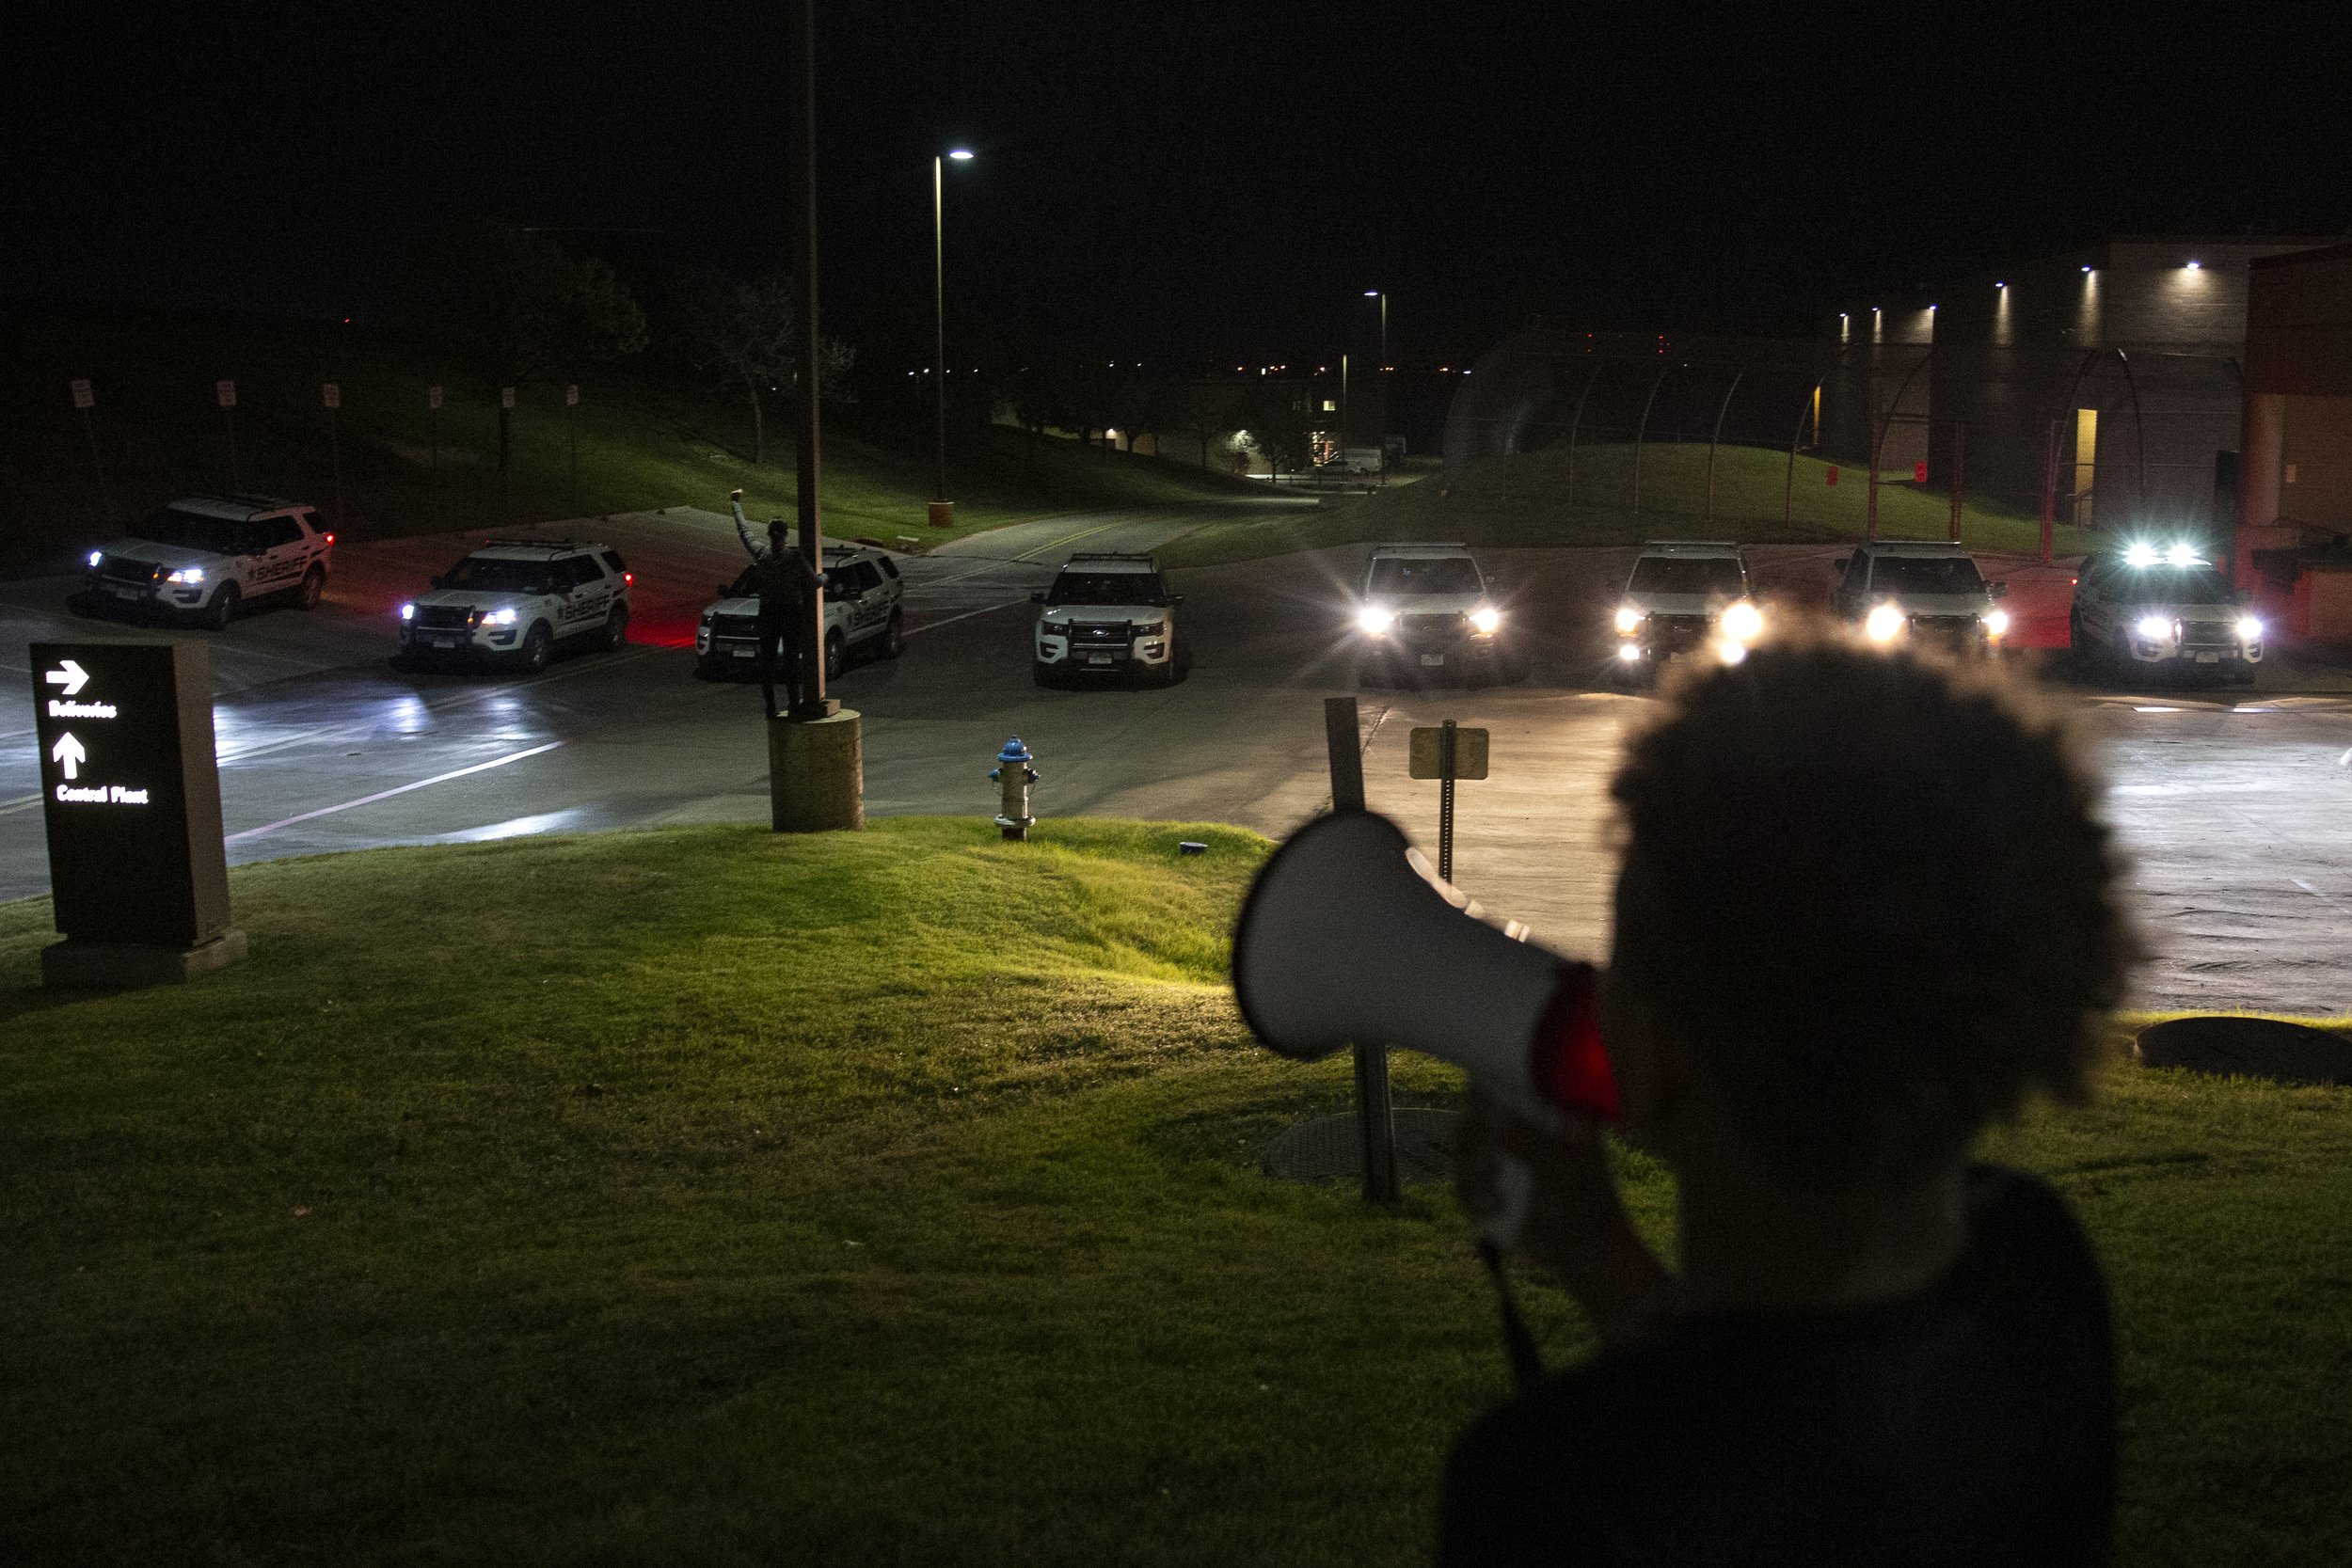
xmin=1610 ymin=541 xmax=1763 ymax=682
xmin=1351 ymin=543 xmax=1515 ymax=685
xmin=1032 ymin=552 xmax=1184 ymax=688
xmin=83 ymin=495 xmax=334 ymax=629
xmin=693 ymin=544 xmax=905 ymax=680
xmin=2070 ymin=541 xmax=2262 ymax=683
xmin=1834 ymin=541 xmax=2010 ymax=656
xmin=398 ymin=540 xmax=632 ymax=673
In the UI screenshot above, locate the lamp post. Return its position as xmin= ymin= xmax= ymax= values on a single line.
xmin=930 ymin=147 xmax=974 ymax=525
xmin=1362 ymin=290 xmax=1388 ymax=458
xmin=1363 ymin=289 xmax=1388 ymax=367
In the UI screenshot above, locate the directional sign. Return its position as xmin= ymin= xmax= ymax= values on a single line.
xmin=71 ymin=378 xmax=94 ymax=410
xmin=428 ymin=385 xmax=443 ymax=409
xmin=31 ymin=641 xmax=231 ymax=952
xmin=564 ymin=384 xmax=580 ymax=406
xmin=500 ymin=387 xmax=516 ymax=409
xmin=216 ymin=380 xmax=237 ymax=408
xmin=323 ymin=382 xmax=341 ymax=409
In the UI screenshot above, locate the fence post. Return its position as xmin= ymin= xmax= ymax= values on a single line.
xmin=1631 ymin=359 xmax=1673 ymax=515
xmin=1867 ymin=421 xmax=1881 ymax=542
xmin=1948 ymin=420 xmax=1965 ymax=542
xmin=1323 ymin=696 xmax=1398 ymax=1206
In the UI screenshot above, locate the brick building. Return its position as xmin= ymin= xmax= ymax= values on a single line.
xmin=2236 ymin=243 xmax=2352 ymax=639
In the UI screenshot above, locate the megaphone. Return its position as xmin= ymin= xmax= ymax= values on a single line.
xmin=1232 ymin=811 xmax=1618 ymax=1134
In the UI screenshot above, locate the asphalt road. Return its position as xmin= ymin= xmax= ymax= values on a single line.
xmin=4 ymin=504 xmax=2350 ymax=1015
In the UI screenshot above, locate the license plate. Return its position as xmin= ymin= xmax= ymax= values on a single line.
xmin=1420 ymin=654 xmax=1445 ymax=667
xmin=1087 ymin=655 xmax=1112 ymax=666
xmin=431 ymin=637 xmax=457 ymax=650
xmin=732 ymin=648 xmax=755 ymax=658
xmin=109 ymin=586 xmax=140 ymax=600
xmin=2196 ymin=651 xmax=2220 ymax=664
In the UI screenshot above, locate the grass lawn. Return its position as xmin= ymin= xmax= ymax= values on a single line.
xmin=2 ymin=306 xmax=1267 ymax=570
xmin=1159 ymin=442 xmax=2101 ymax=569
xmin=1 ymin=821 xmax=2346 ymax=1565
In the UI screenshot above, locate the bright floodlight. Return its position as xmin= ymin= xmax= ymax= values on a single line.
xmin=1470 ymin=606 xmax=1502 ymax=634
xmin=2166 ymin=543 xmax=2201 ymax=566
xmin=1617 ymin=642 xmax=1643 ymax=662
xmin=1984 ymin=609 xmax=2010 ymax=638
xmin=1613 ymin=605 xmax=1644 ymax=635
xmin=1719 ymin=600 xmax=1764 ymax=644
xmin=2236 ymin=615 xmax=2263 ymax=641
xmin=1364 ymin=290 xmax=1379 ymax=296
xmin=946 ymin=148 xmax=975 ymax=160
xmin=2137 ymin=614 xmax=2173 ymax=641
xmin=1356 ymin=605 xmax=1395 ymax=635
xmin=2123 ymin=542 xmax=2160 ymax=568
xmin=1716 ymin=640 xmax=1748 ymax=666
xmin=1864 ymin=603 xmax=1906 ymax=644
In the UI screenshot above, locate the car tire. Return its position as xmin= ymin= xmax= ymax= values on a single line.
xmin=824 ymin=630 xmax=845 ymax=682
xmin=879 ymin=612 xmax=904 ymax=659
xmin=604 ymin=605 xmax=629 ymax=651
xmin=297 ymin=566 xmax=326 ymax=610
xmin=199 ymin=582 xmax=239 ymax=631
xmin=519 ymin=622 xmax=554 ymax=673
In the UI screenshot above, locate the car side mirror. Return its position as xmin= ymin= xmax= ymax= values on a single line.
xmin=1030 ymin=591 xmax=1046 ymax=604
xmin=430 ymin=574 xmax=450 ymax=589
xmin=1991 ymin=581 xmax=2009 ymax=599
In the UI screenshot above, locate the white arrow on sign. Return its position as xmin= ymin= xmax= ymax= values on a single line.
xmin=44 ymin=659 xmax=89 ymax=697
xmin=52 ymin=732 xmax=85 ymax=781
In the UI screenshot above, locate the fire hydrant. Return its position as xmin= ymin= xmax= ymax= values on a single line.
xmin=990 ymin=736 xmax=1040 ymax=842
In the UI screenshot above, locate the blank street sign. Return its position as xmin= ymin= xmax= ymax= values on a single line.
xmin=322 ymin=383 xmax=340 ymax=408
xmin=1408 ymin=726 xmax=1488 ymax=780
xmin=428 ymin=385 xmax=443 ymax=409
xmin=215 ymin=380 xmax=236 ymax=408
xmin=70 ymin=379 xmax=93 ymax=409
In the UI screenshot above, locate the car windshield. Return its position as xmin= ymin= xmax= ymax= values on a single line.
xmin=1367 ymin=557 xmax=1482 ymax=595
xmin=442 ymin=556 xmax=554 ymax=594
xmin=1629 ymin=557 xmax=1745 ymax=596
xmin=129 ymin=507 xmax=246 ymax=554
xmin=1870 ymin=556 xmax=1986 ymax=596
xmin=1049 ymin=571 xmax=1167 ymax=606
xmin=2117 ymin=565 xmax=2233 ymax=605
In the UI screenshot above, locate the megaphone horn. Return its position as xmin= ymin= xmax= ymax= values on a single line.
xmin=1231 ymin=811 xmax=1617 ymax=1130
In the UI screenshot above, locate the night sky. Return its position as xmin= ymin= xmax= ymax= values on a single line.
xmin=8 ymin=2 xmax=2348 ymax=370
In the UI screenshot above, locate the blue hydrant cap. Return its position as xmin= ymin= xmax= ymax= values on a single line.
xmin=997 ymin=736 xmax=1033 ymax=763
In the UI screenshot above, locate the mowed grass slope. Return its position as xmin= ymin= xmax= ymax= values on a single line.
xmin=1159 ymin=442 xmax=2101 ymax=568
xmin=0 ymin=821 xmax=2345 ymax=1565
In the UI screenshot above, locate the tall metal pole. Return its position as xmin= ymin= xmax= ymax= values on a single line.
xmin=1948 ymin=420 xmax=1965 ymax=543
xmin=931 ymin=153 xmax=948 ymax=503
xmin=1339 ymin=352 xmax=1348 ymax=453
xmin=2041 ymin=419 xmax=2058 ymax=565
xmin=1324 ymin=695 xmax=1398 ymax=1206
xmin=793 ymin=0 xmax=831 ymax=718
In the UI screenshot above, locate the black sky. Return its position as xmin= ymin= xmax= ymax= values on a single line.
xmin=8 ymin=2 xmax=2349 ymax=369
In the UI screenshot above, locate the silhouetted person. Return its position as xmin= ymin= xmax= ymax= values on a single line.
xmin=1444 ymin=635 xmax=2136 ymax=1567
xmin=730 ymin=488 xmax=824 ymax=721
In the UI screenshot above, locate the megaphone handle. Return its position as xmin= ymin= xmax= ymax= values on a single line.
xmin=1481 ymin=1153 xmax=1535 ymax=1251
xmin=1476 ymin=1237 xmax=1548 ymax=1392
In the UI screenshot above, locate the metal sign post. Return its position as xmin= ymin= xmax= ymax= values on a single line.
xmin=1408 ymin=720 xmax=1490 ymax=883
xmin=30 ymin=641 xmax=244 ymax=988
xmin=565 ymin=384 xmax=580 ymax=515
xmin=323 ymin=383 xmax=345 ymax=529
xmin=1324 ymin=694 xmax=1399 ymax=1204
xmin=71 ymin=379 xmax=112 ymax=528
xmin=427 ymin=385 xmax=443 ymax=525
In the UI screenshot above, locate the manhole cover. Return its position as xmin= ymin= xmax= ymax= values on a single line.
xmin=2134 ymin=1017 xmax=2352 ymax=1086
xmin=1263 ymin=1108 xmax=1457 ymax=1185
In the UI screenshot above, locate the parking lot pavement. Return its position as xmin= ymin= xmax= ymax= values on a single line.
xmin=2 ymin=532 xmax=2348 ymax=1014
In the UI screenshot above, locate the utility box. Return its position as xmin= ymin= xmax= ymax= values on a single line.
xmin=30 ymin=641 xmax=244 ymax=987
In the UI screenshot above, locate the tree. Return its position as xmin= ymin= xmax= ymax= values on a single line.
xmin=678 ymin=269 xmax=857 ymax=467
xmin=406 ymin=224 xmax=648 ymax=472
xmin=1179 ymin=380 xmax=1245 ymax=469
xmin=1235 ymin=381 xmax=1312 ymax=480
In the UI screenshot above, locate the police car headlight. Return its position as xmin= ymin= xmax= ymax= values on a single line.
xmin=485 ymin=608 xmax=518 ymax=626
xmin=1982 ymin=609 xmax=2010 ymax=638
xmin=1864 ymin=604 xmax=1906 ymax=644
xmin=1133 ymin=620 xmax=1167 ymax=637
xmin=399 ymin=602 xmax=415 ymax=621
xmin=1470 ymin=607 xmax=1502 ymax=635
xmin=1357 ymin=605 xmax=1395 ymax=635
xmin=167 ymin=567 xmax=204 ymax=584
xmin=1613 ymin=605 xmax=1644 ymax=635
xmin=87 ymin=550 xmax=103 ymax=569
xmin=1039 ymin=624 xmax=1066 ymax=640
xmin=2136 ymin=614 xmax=2172 ymax=641
xmin=2235 ymin=614 xmax=2263 ymax=642
xmin=1616 ymin=642 xmax=1644 ymax=662
xmin=1719 ymin=600 xmax=1763 ymax=643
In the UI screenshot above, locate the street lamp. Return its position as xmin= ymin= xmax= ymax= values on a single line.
xmin=1363 ymin=289 xmax=1387 ymax=366
xmin=931 ymin=147 xmax=976 ymax=520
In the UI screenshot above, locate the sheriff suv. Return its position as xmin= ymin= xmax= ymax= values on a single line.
xmin=2070 ymin=542 xmax=2263 ymax=684
xmin=1610 ymin=541 xmax=1763 ymax=683
xmin=694 ymin=544 xmax=905 ymax=680
xmin=82 ymin=495 xmax=333 ymax=629
xmin=1351 ymin=543 xmax=1516 ymax=685
xmin=398 ymin=540 xmax=631 ymax=673
xmin=1032 ymin=552 xmax=1184 ymax=688
xmin=1834 ymin=541 xmax=2010 ymax=656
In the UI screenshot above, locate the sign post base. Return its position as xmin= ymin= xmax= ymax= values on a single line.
xmin=42 ymin=929 xmax=247 ymax=991
xmin=769 ymin=709 xmax=863 ymax=832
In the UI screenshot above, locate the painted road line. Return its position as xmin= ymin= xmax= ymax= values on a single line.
xmin=902 ymin=600 xmax=1029 ymax=639
xmin=226 ymin=740 xmax=566 ymax=843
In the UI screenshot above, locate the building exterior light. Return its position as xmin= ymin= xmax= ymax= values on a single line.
xmin=1996 ymin=281 xmax=2007 ymax=289
xmin=2185 ymin=260 xmax=2201 ymax=270
xmin=946 ymin=148 xmax=975 ymax=161
xmin=2082 ymin=264 xmax=2094 ymax=273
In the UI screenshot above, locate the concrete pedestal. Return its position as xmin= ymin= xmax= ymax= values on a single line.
xmin=769 ymin=709 xmax=863 ymax=832
xmin=927 ymin=500 xmax=955 ymax=529
xmin=43 ymin=928 xmax=247 ymax=990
